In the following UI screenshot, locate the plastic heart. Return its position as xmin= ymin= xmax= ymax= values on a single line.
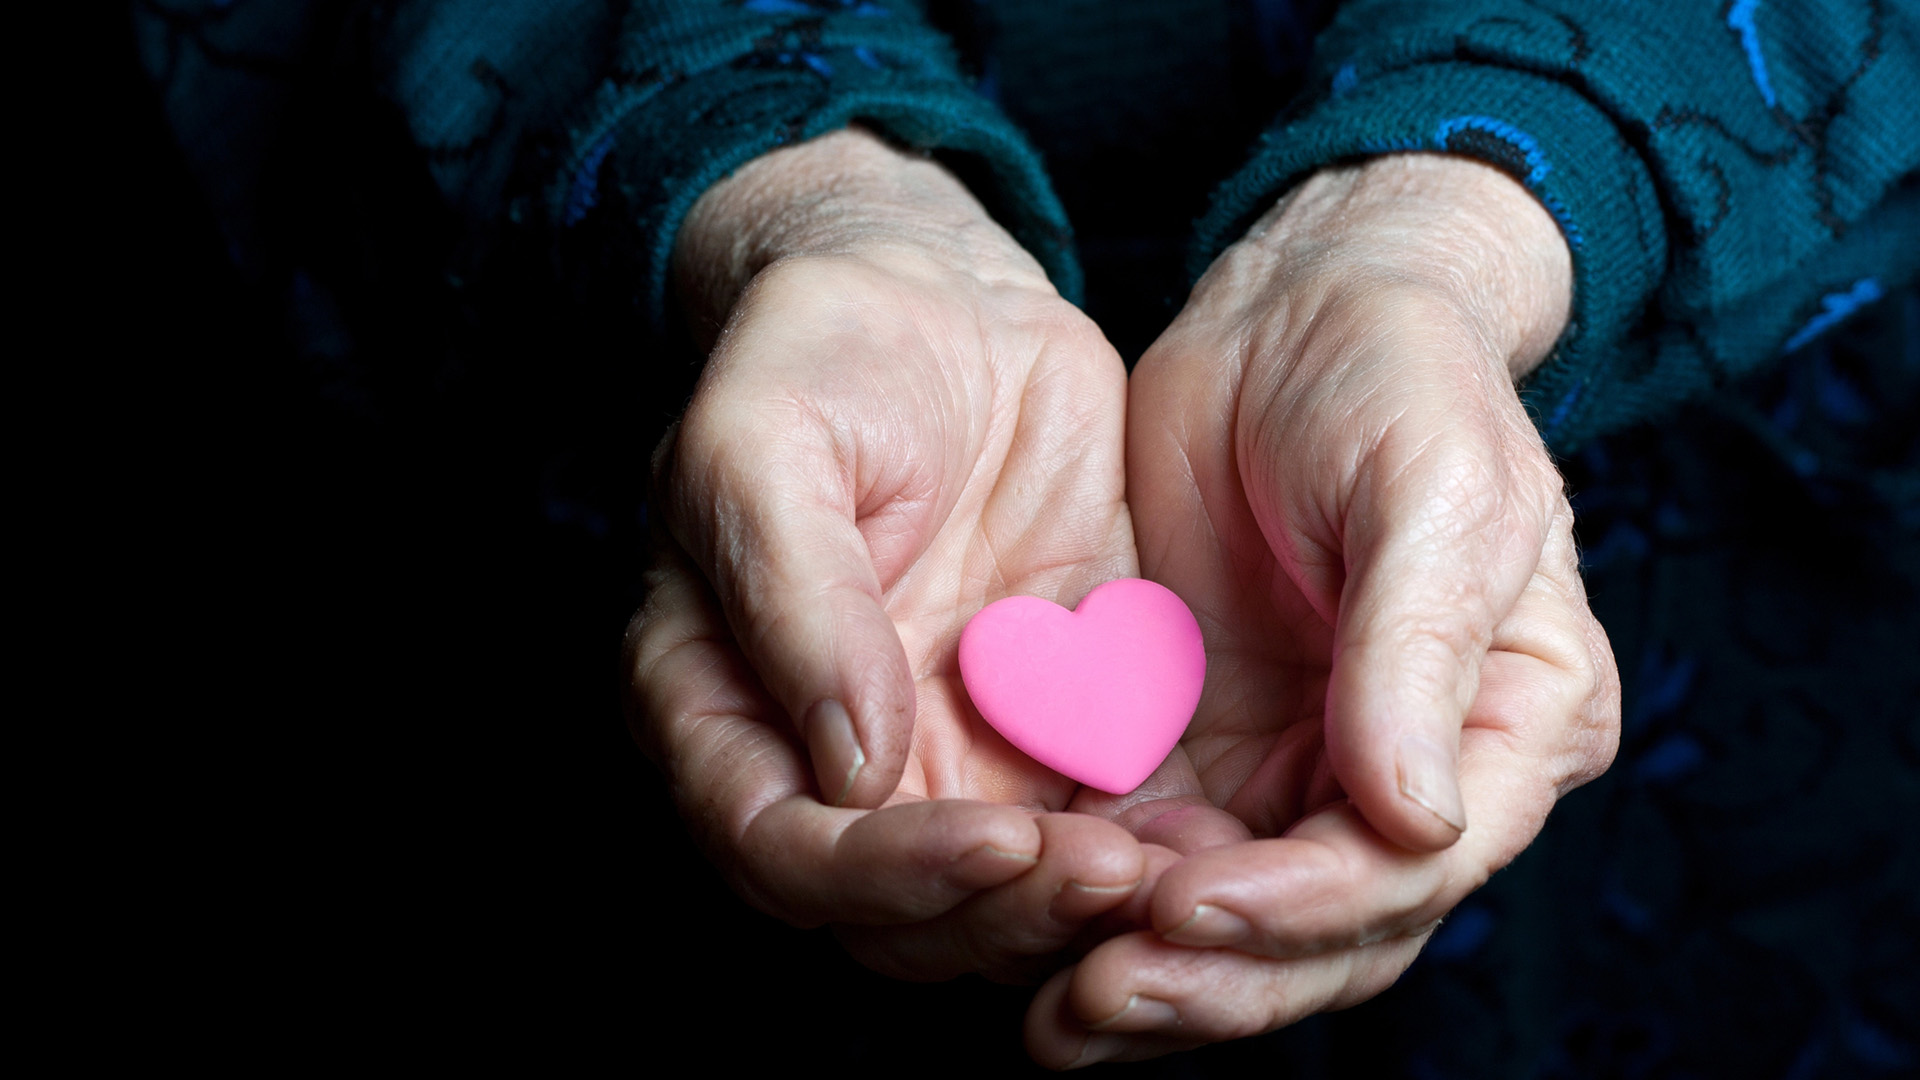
xmin=958 ymin=578 xmax=1205 ymax=794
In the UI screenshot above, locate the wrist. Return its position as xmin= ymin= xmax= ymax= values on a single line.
xmin=674 ymin=126 xmax=1050 ymax=343
xmin=1239 ymin=154 xmax=1572 ymax=381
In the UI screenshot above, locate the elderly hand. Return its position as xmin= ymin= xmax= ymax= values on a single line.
xmin=624 ymin=128 xmax=1179 ymax=983
xmin=1027 ymin=154 xmax=1622 ymax=1065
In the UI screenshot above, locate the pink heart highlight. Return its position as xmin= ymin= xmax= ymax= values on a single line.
xmin=958 ymin=578 xmax=1205 ymax=794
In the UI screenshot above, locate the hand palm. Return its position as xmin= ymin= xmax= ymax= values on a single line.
xmin=1143 ymin=467 xmax=1342 ymax=835
xmin=723 ymin=254 xmax=1138 ymax=803
xmin=1026 ymin=159 xmax=1619 ymax=1065
xmin=637 ymin=250 xmax=1160 ymax=981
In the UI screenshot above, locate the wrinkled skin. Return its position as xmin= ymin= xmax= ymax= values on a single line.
xmin=625 ymin=128 xmax=1187 ymax=982
xmin=622 ymin=132 xmax=1623 ymax=1059
xmin=1026 ymin=155 xmax=1621 ymax=1067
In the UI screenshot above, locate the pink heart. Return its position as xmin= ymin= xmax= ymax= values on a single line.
xmin=958 ymin=578 xmax=1206 ymax=794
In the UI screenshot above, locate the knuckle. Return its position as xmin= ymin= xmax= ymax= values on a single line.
xmin=1194 ymin=236 xmax=1286 ymax=311
xmin=739 ymin=253 xmax=856 ymax=315
xmin=1354 ymin=619 xmax=1482 ymax=710
xmin=630 ymin=634 xmax=732 ymax=764
xmin=1569 ymin=612 xmax=1624 ymax=789
xmin=624 ymin=582 xmax=710 ymax=712
xmin=731 ymin=574 xmax=850 ymax=664
xmin=669 ymin=391 xmax=749 ymax=488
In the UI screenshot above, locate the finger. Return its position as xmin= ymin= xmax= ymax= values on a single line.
xmin=1083 ymin=842 xmax=1182 ymax=937
xmin=749 ymin=796 xmax=1048 ymax=927
xmin=1027 ymin=929 xmax=1429 ymax=1067
xmin=1507 ymin=501 xmax=1623 ymax=795
xmin=835 ymin=841 xmax=1183 ymax=985
xmin=1068 ymin=745 xmax=1254 ymax=855
xmin=1145 ymin=804 xmax=1452 ymax=957
xmin=658 ymin=391 xmax=915 ymax=810
xmin=975 ymin=316 xmax=1138 ymax=600
xmin=1148 ymin=568 xmax=1605 ymax=956
xmin=626 ymin=538 xmax=1041 ymax=927
xmin=833 ymin=813 xmax=1146 ymax=983
xmin=1026 ymin=962 xmax=1203 ymax=1069
xmin=1323 ymin=409 xmax=1555 ymax=851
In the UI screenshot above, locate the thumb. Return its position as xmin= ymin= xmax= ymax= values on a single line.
xmin=655 ymin=414 xmax=916 ymax=810
xmin=1324 ymin=425 xmax=1549 ymax=851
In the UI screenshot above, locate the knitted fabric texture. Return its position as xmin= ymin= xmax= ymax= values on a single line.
xmin=555 ymin=0 xmax=1080 ymax=328
xmin=137 ymin=0 xmax=1920 ymax=449
xmin=1194 ymin=0 xmax=1920 ymax=451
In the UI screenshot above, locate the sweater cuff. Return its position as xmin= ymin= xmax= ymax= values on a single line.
xmin=548 ymin=41 xmax=1077 ymax=333
xmin=1191 ymin=62 xmax=1667 ymax=453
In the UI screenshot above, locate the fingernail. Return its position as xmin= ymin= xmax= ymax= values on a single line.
xmin=1066 ymin=997 xmax=1181 ymax=1068
xmin=1397 ymin=734 xmax=1467 ymax=834
xmin=1067 ymin=1033 xmax=1127 ymax=1070
xmin=1049 ymin=877 xmax=1143 ymax=922
xmin=1161 ymin=902 xmax=1252 ymax=947
xmin=806 ymin=699 xmax=864 ymax=807
xmin=1088 ymin=994 xmax=1181 ymax=1031
xmin=945 ymin=843 xmax=1039 ymax=890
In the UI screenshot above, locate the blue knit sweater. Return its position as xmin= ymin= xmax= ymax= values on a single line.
xmin=137 ymin=0 xmax=1919 ymax=450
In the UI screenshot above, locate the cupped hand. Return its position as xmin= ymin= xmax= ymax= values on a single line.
xmin=624 ymin=128 xmax=1177 ymax=982
xmin=1028 ymin=154 xmax=1623 ymax=1065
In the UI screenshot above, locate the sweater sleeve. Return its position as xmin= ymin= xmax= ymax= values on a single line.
xmin=1191 ymin=0 xmax=1920 ymax=452
xmin=374 ymin=0 xmax=1078 ymax=334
